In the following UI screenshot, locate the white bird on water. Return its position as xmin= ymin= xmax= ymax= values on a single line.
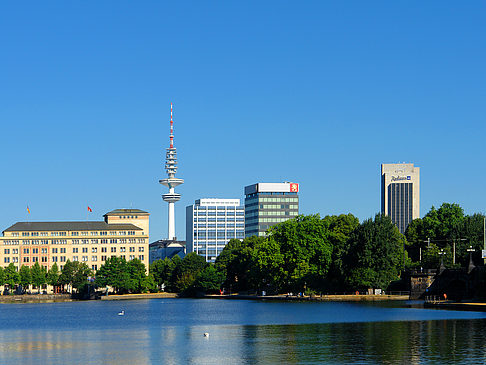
xmin=118 ymin=310 xmax=125 ymax=316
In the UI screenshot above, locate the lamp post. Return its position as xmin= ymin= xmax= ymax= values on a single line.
xmin=467 ymin=246 xmax=476 ymax=274
xmin=452 ymin=238 xmax=467 ymax=265
xmin=439 ymin=249 xmax=446 ymax=273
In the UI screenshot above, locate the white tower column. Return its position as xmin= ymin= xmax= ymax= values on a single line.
xmin=159 ymin=103 xmax=184 ymax=240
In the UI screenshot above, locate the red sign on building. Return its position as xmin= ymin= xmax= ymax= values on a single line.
xmin=290 ymin=183 xmax=299 ymax=192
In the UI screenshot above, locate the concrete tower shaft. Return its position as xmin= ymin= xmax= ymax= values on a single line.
xmin=159 ymin=103 xmax=184 ymax=240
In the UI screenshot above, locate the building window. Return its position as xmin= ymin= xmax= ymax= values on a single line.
xmin=101 ymin=247 xmax=107 ymax=253
xmin=101 ymin=256 xmax=107 ymax=261
xmin=4 ymin=249 xmax=9 ymax=254
xmin=60 ymin=248 xmax=66 ymax=253
xmin=82 ymin=256 xmax=88 ymax=262
xmin=138 ymin=247 xmax=144 ymax=252
xmin=82 ymin=247 xmax=88 ymax=253
xmin=138 ymin=255 xmax=144 ymax=261
xmin=111 ymin=247 xmax=116 ymax=253
xmin=23 ymin=257 xmax=29 ymax=263
xmin=129 ymin=247 xmax=135 ymax=252
xmin=52 ymin=257 xmax=58 ymax=262
xmin=73 ymin=256 xmax=78 ymax=261
xmin=4 ymin=258 xmax=10 ymax=263
xmin=92 ymin=247 xmax=97 ymax=253
xmin=92 ymin=265 xmax=97 ymax=271
xmin=92 ymin=256 xmax=97 ymax=261
xmin=73 ymin=248 xmax=78 ymax=253
xmin=41 ymin=257 xmax=47 ymax=262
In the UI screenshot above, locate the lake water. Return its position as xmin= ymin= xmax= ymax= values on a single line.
xmin=0 ymin=298 xmax=486 ymax=364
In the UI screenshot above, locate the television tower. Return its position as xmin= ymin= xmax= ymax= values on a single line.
xmin=159 ymin=103 xmax=184 ymax=240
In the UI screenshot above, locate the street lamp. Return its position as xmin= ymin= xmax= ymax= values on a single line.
xmin=438 ymin=249 xmax=446 ymax=273
xmin=467 ymin=246 xmax=476 ymax=274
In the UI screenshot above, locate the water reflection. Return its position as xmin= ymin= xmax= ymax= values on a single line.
xmin=0 ymin=300 xmax=486 ymax=364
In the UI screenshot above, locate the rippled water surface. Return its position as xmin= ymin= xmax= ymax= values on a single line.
xmin=0 ymin=299 xmax=485 ymax=364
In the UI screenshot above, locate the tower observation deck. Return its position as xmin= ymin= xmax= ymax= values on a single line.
xmin=159 ymin=103 xmax=184 ymax=240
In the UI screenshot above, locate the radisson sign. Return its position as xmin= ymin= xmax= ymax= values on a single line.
xmin=391 ymin=176 xmax=411 ymax=182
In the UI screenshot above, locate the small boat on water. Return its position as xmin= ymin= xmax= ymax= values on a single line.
xmin=118 ymin=310 xmax=125 ymax=316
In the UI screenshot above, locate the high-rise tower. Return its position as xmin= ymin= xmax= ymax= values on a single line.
xmin=381 ymin=163 xmax=420 ymax=234
xmin=159 ymin=103 xmax=184 ymax=240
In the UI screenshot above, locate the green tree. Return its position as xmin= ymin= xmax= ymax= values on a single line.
xmin=31 ymin=262 xmax=47 ymax=293
xmin=267 ymin=214 xmax=333 ymax=292
xmin=167 ymin=255 xmax=183 ymax=291
xmin=324 ymin=213 xmax=360 ymax=291
xmin=4 ymin=263 xmax=19 ymax=293
xmin=95 ymin=257 xmax=131 ymax=294
xmin=71 ymin=262 xmax=92 ymax=292
xmin=345 ymin=213 xmax=405 ymax=290
xmin=47 ymin=263 xmax=60 ymax=287
xmin=215 ymin=238 xmax=256 ymax=292
xmin=150 ymin=258 xmax=174 ymax=290
xmin=173 ymin=253 xmax=207 ymax=293
xmin=19 ymin=265 xmax=32 ymax=293
xmin=248 ymin=237 xmax=285 ymax=293
xmin=0 ymin=267 xmax=5 ymax=288
xmin=127 ymin=258 xmax=147 ymax=293
xmin=192 ymin=265 xmax=225 ymax=294
xmin=59 ymin=260 xmax=74 ymax=292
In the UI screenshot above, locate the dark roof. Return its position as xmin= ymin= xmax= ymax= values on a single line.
xmin=149 ymin=239 xmax=186 ymax=248
xmin=3 ymin=221 xmax=142 ymax=232
xmin=104 ymin=209 xmax=149 ymax=216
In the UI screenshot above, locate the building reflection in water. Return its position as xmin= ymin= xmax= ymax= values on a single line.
xmin=1 ymin=318 xmax=486 ymax=363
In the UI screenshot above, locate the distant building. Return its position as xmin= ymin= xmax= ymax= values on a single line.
xmin=381 ymin=163 xmax=420 ymax=234
xmin=0 ymin=208 xmax=150 ymax=272
xmin=186 ymin=199 xmax=245 ymax=262
xmin=244 ymin=182 xmax=299 ymax=237
xmin=149 ymin=239 xmax=186 ymax=263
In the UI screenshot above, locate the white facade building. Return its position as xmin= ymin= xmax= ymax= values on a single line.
xmin=381 ymin=163 xmax=420 ymax=234
xmin=186 ymin=199 xmax=245 ymax=262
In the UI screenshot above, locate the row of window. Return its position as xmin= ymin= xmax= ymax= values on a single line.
xmin=195 ymin=224 xmax=245 ymax=228
xmin=246 ymin=210 xmax=296 ymax=218
xmin=15 ymin=254 xmax=145 ymax=263
xmin=196 ymin=211 xmax=243 ymax=216
xmin=12 ymin=231 xmax=138 ymax=237
xmin=193 ymin=217 xmax=244 ymax=222
xmin=19 ymin=246 xmax=144 ymax=254
xmin=4 ymin=238 xmax=146 ymax=245
xmin=194 ymin=232 xmax=245 ymax=239
xmin=195 ymin=206 xmax=243 ymax=210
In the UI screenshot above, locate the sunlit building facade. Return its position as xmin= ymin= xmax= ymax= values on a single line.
xmin=244 ymin=182 xmax=299 ymax=237
xmin=0 ymin=209 xmax=150 ymax=272
xmin=186 ymin=199 xmax=245 ymax=262
xmin=381 ymin=163 xmax=420 ymax=234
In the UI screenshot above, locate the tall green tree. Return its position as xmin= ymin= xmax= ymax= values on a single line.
xmin=127 ymin=258 xmax=147 ymax=293
xmin=174 ymin=252 xmax=207 ymax=293
xmin=95 ymin=257 xmax=131 ymax=294
xmin=345 ymin=213 xmax=406 ymax=290
xmin=31 ymin=262 xmax=47 ymax=293
xmin=4 ymin=263 xmax=19 ymax=293
xmin=0 ymin=267 xmax=5 ymax=288
xmin=248 ymin=237 xmax=285 ymax=293
xmin=150 ymin=258 xmax=174 ymax=290
xmin=215 ymin=238 xmax=256 ymax=292
xmin=324 ymin=213 xmax=360 ymax=290
xmin=192 ymin=265 xmax=225 ymax=294
xmin=47 ymin=263 xmax=60 ymax=287
xmin=19 ymin=265 xmax=32 ymax=293
xmin=59 ymin=260 xmax=74 ymax=292
xmin=267 ymin=214 xmax=333 ymax=292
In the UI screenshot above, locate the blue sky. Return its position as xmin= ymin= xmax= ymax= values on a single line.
xmin=1 ymin=2 xmax=485 ymax=241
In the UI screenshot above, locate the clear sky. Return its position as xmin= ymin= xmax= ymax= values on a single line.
xmin=1 ymin=2 xmax=485 ymax=241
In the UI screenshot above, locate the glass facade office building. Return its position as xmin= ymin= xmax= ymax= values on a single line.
xmin=381 ymin=163 xmax=420 ymax=234
xmin=245 ymin=182 xmax=299 ymax=237
xmin=186 ymin=199 xmax=245 ymax=262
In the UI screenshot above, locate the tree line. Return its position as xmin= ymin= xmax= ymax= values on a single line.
xmin=149 ymin=202 xmax=484 ymax=295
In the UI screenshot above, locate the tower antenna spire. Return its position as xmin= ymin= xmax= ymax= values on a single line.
xmin=159 ymin=102 xmax=184 ymax=240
